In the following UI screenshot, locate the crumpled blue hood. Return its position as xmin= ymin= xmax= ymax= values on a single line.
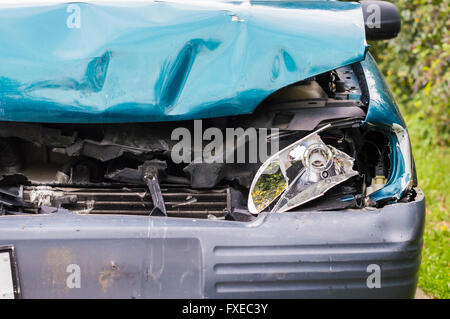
xmin=0 ymin=0 xmax=366 ymax=123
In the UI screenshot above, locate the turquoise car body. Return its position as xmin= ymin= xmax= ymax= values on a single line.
xmin=0 ymin=0 xmax=365 ymax=123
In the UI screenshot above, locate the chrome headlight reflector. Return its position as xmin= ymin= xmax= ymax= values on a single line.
xmin=248 ymin=125 xmax=358 ymax=214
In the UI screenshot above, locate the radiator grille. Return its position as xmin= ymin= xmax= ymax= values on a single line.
xmin=23 ymin=185 xmax=230 ymax=218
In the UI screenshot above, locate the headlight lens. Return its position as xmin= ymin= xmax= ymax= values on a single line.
xmin=248 ymin=125 xmax=358 ymax=214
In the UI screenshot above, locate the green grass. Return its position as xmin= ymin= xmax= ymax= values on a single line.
xmin=404 ymin=113 xmax=450 ymax=299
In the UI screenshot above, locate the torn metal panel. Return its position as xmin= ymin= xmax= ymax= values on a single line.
xmin=361 ymin=55 xmax=414 ymax=203
xmin=64 ymin=126 xmax=171 ymax=161
xmin=368 ymin=124 xmax=413 ymax=203
xmin=0 ymin=122 xmax=76 ymax=147
xmin=0 ymin=1 xmax=366 ymax=123
xmin=106 ymin=160 xmax=167 ymax=184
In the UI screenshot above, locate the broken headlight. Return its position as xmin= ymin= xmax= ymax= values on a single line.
xmin=248 ymin=125 xmax=358 ymax=214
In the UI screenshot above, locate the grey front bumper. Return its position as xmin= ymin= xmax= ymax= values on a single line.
xmin=0 ymin=189 xmax=425 ymax=299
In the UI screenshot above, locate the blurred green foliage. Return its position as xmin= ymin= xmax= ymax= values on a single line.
xmin=369 ymin=0 xmax=449 ymax=147
xmin=369 ymin=0 xmax=449 ymax=298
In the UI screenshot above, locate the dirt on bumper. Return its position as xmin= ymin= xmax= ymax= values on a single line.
xmin=0 ymin=189 xmax=425 ymax=298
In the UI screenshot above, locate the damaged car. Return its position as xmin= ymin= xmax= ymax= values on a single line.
xmin=0 ymin=0 xmax=424 ymax=299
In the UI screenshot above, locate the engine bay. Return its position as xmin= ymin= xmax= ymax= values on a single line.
xmin=0 ymin=64 xmax=414 ymax=220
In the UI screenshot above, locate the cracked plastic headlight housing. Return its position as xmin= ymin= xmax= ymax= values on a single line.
xmin=248 ymin=125 xmax=358 ymax=214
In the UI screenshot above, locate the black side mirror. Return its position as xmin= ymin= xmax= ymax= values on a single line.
xmin=361 ymin=1 xmax=401 ymax=40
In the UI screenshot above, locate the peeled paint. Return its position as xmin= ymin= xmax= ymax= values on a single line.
xmin=0 ymin=0 xmax=366 ymax=123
